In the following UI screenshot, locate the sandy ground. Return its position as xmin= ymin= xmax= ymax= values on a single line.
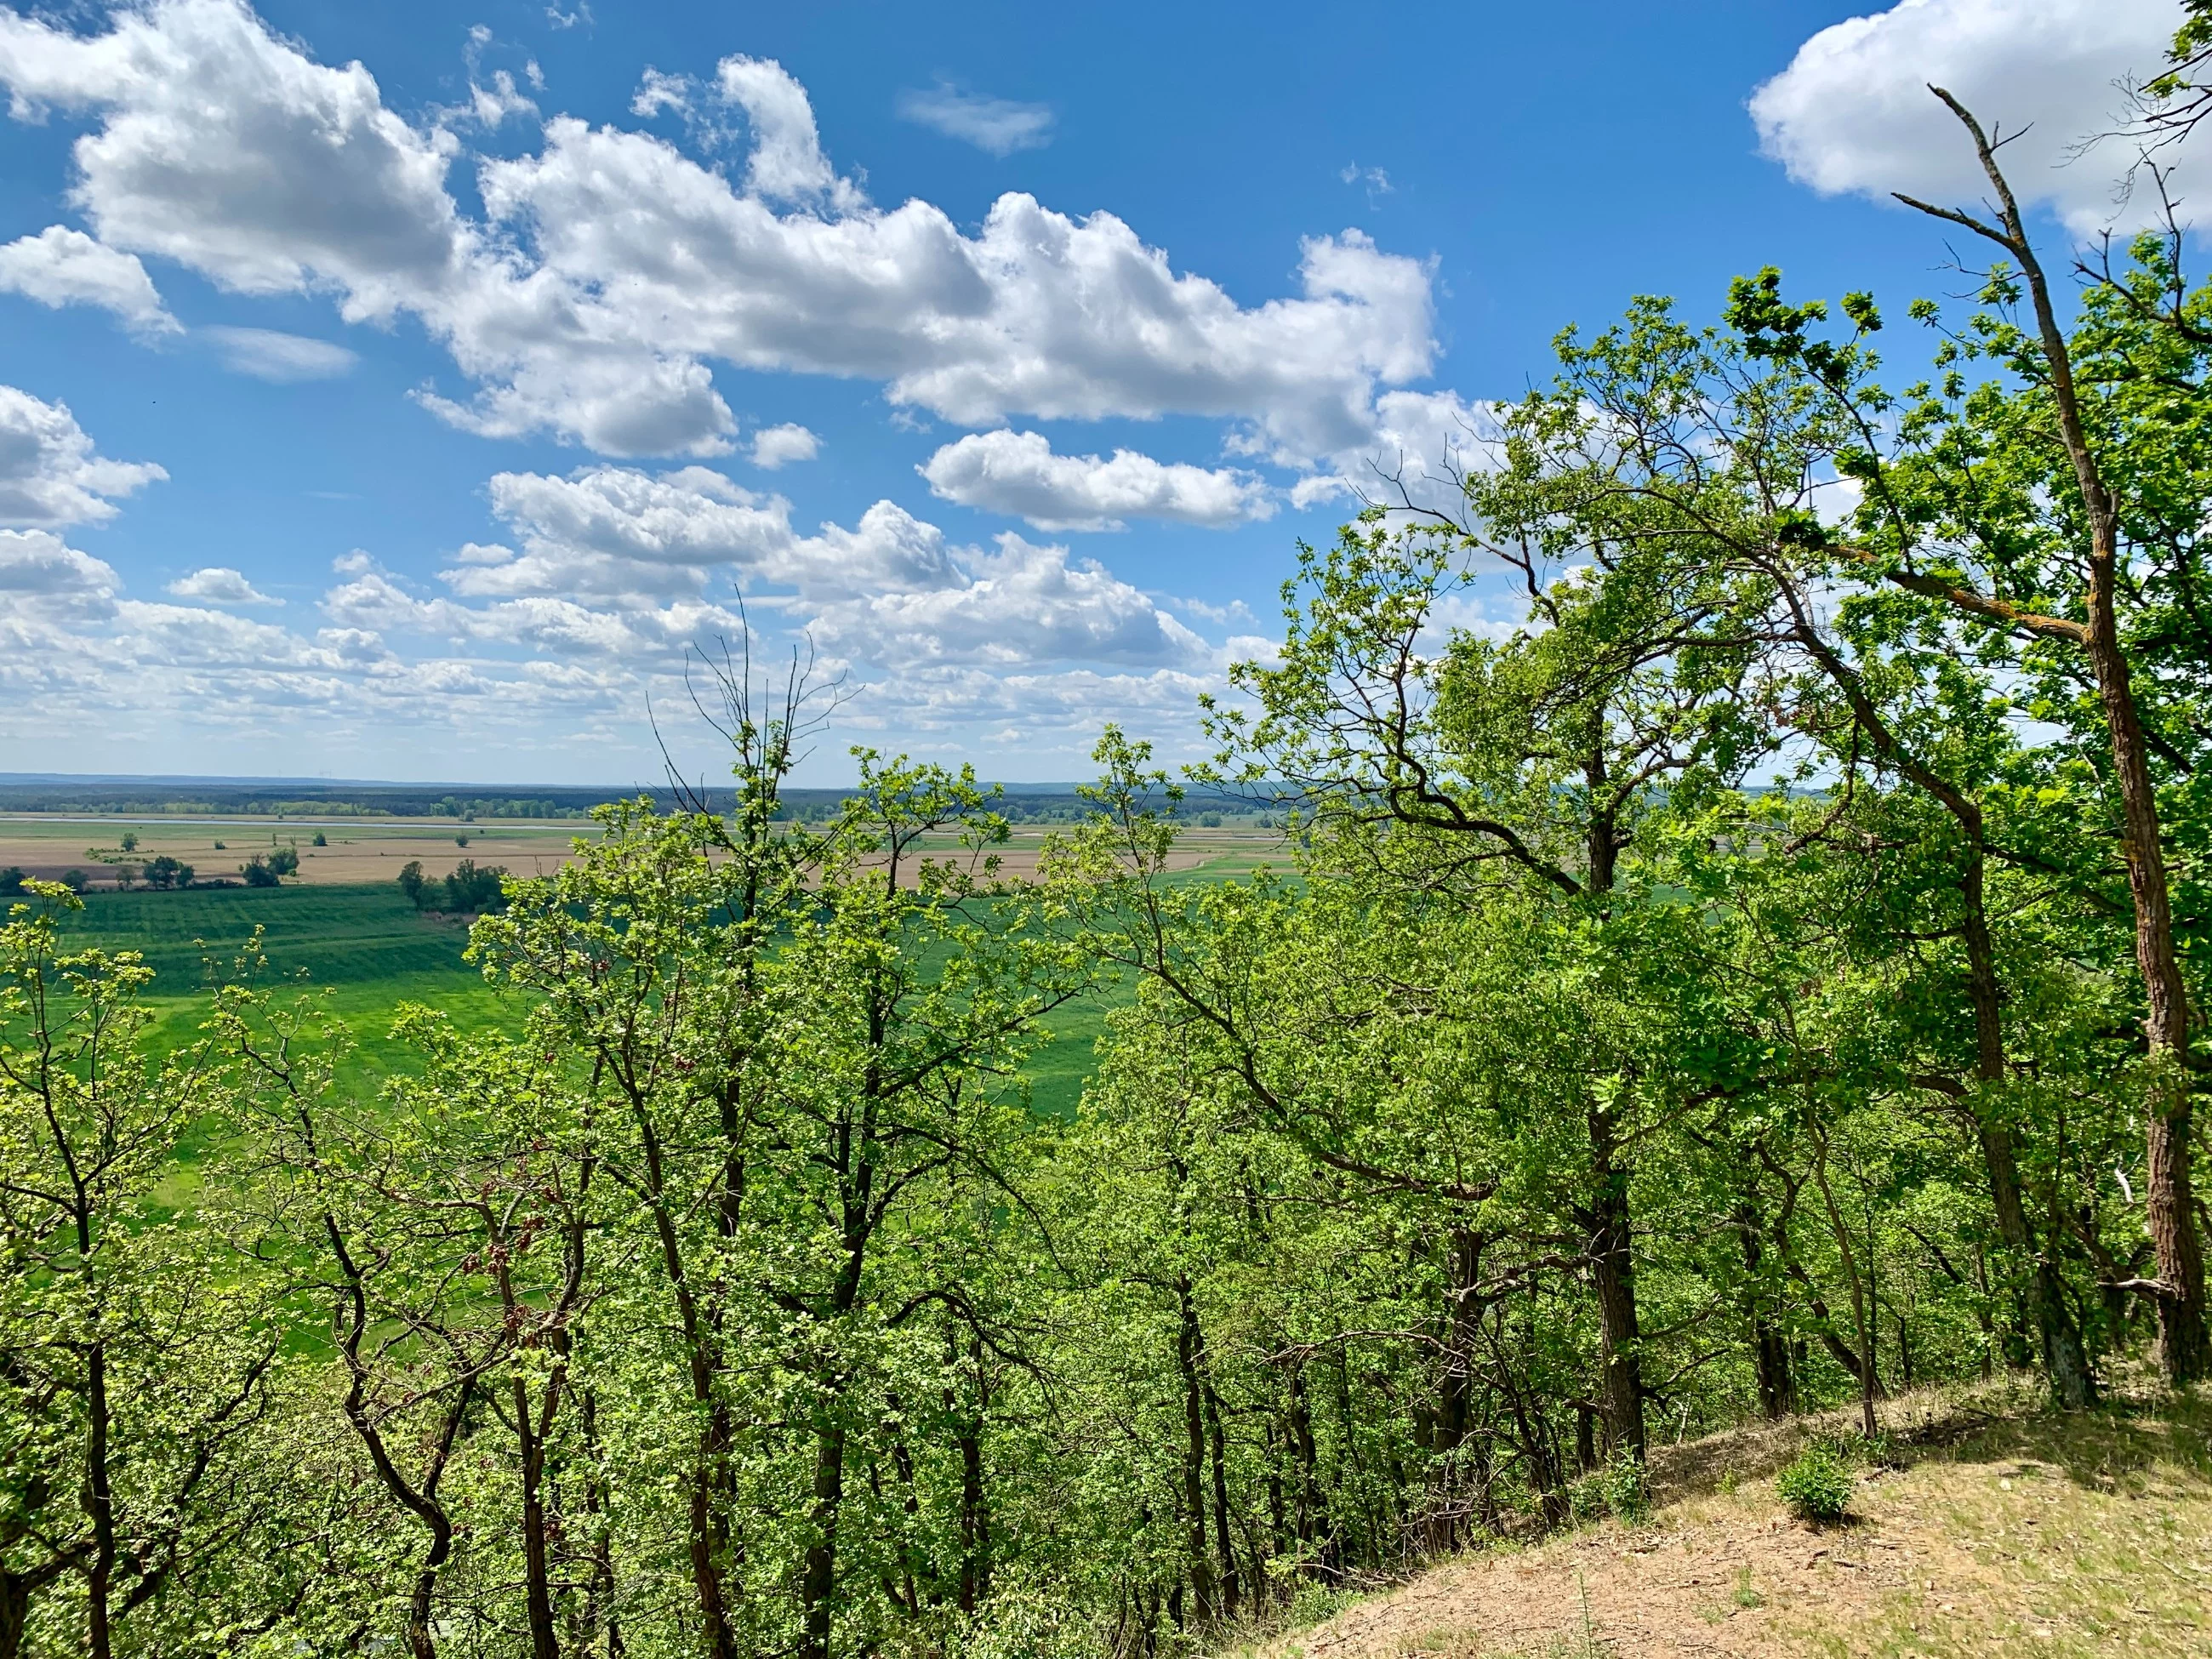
xmin=1255 ymin=1388 xmax=2212 ymax=1658
xmin=0 ymin=816 xmax=1272 ymax=887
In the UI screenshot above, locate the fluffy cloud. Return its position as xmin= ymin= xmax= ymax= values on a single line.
xmin=0 ymin=527 xmax=120 ymax=615
xmin=167 ymin=565 xmax=280 ymax=604
xmin=1752 ymin=0 xmax=2189 ymax=237
xmin=203 ymin=325 xmax=358 ymax=381
xmin=715 ymin=54 xmax=864 ymax=212
xmin=456 ymin=465 xmax=960 ymax=601
xmin=810 ymin=533 xmax=1211 ymax=670
xmin=895 ymin=83 xmax=1053 ymax=156
xmin=0 ymin=0 xmax=1436 ymax=460
xmin=0 ymin=225 xmax=175 ymax=332
xmin=0 ymin=385 xmax=166 ymax=527
xmin=1291 ymin=390 xmax=1501 ymax=514
xmin=448 ymin=463 xmax=1210 ymax=670
xmin=920 ymin=429 xmax=1274 ymax=530
xmin=749 ymin=422 xmax=818 ymax=468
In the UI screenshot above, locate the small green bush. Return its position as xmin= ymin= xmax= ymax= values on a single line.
xmin=1776 ymin=1440 xmax=1854 ymax=1523
xmin=1600 ymin=1450 xmax=1650 ymax=1524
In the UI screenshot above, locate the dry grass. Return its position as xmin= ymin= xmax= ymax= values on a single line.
xmin=1246 ymin=1380 xmax=2212 ymax=1658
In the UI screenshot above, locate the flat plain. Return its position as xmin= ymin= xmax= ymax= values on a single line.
xmin=0 ymin=814 xmax=1274 ymax=887
xmin=14 ymin=816 xmax=1292 ymax=1114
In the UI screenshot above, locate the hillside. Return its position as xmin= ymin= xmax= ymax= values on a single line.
xmin=1255 ymin=1385 xmax=2212 ymax=1659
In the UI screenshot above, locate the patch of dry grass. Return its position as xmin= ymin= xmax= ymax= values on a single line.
xmin=1246 ymin=1380 xmax=2212 ymax=1658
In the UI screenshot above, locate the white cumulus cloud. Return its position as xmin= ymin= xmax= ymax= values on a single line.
xmin=749 ymin=422 xmax=819 ymax=468
xmin=0 ymin=225 xmax=176 ymax=332
xmin=0 ymin=0 xmax=1437 ymax=461
xmin=446 ymin=465 xmax=961 ymax=603
xmin=167 ymin=565 xmax=281 ymax=604
xmin=920 ymin=429 xmax=1274 ymax=531
xmin=715 ymin=54 xmax=864 ymax=211
xmin=809 ymin=533 xmax=1211 ymax=670
xmin=0 ymin=385 xmax=167 ymax=527
xmin=0 ymin=527 xmax=121 ymax=616
xmin=1752 ymin=0 xmax=2190 ymax=238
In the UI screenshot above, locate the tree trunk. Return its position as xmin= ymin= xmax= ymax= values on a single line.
xmin=0 ymin=1576 xmax=27 ymax=1659
xmin=1204 ymin=1380 xmax=1238 ymax=1620
xmin=1810 ymin=1137 xmax=1880 ymax=1440
xmin=798 ymin=1421 xmax=847 ymax=1659
xmin=1173 ymin=1277 xmax=1217 ymax=1622
xmin=579 ymin=1388 xmax=621 ymax=1658
xmin=1736 ymin=1203 xmax=1796 ymax=1418
xmin=84 ymin=1340 xmax=114 ymax=1659
xmin=1584 ymin=1110 xmax=1646 ymax=1458
xmin=516 ymin=1378 xmax=559 ymax=1659
xmin=1915 ymin=94 xmax=2208 ymax=1383
xmin=1957 ymin=877 xmax=2099 ymax=1407
xmin=957 ymin=1333 xmax=988 ymax=1616
xmin=2085 ymin=475 xmax=2207 ymax=1384
xmin=1285 ymin=1364 xmax=1332 ymax=1577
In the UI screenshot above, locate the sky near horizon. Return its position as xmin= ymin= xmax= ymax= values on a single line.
xmin=0 ymin=0 xmax=2196 ymax=786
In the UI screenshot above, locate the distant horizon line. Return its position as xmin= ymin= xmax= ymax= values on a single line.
xmin=0 ymin=770 xmax=1141 ymax=795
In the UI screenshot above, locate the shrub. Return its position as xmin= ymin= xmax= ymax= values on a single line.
xmin=311 ymin=830 xmax=327 ymax=847
xmin=60 ymin=869 xmax=88 ymax=892
xmin=1568 ymin=1450 xmax=1650 ymax=1525
xmin=398 ymin=860 xmax=427 ymax=909
xmin=242 ymin=857 xmax=280 ymax=888
xmin=1777 ymin=1440 xmax=1855 ymax=1523
xmin=0 ymin=867 xmax=23 ymax=896
xmin=267 ymin=845 xmax=299 ymax=876
xmin=1599 ymin=1450 xmax=1650 ymax=1524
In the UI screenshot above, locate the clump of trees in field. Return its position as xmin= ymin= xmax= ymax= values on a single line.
xmin=398 ymin=857 xmax=510 ymax=915
xmin=14 ymin=61 xmax=2212 ymax=1659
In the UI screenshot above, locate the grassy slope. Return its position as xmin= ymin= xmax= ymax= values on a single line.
xmin=1251 ymin=1381 xmax=2212 ymax=1659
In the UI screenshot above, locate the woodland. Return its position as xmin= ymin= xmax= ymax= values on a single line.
xmin=14 ymin=41 xmax=2212 ymax=1659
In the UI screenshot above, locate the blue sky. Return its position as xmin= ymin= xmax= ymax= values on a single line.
xmin=0 ymin=0 xmax=2189 ymax=784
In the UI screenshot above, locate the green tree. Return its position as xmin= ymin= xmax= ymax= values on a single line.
xmin=0 ymin=887 xmax=281 ymax=1657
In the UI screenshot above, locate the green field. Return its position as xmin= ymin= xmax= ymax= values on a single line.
xmin=41 ymin=883 xmax=521 ymax=1081
xmin=31 ymin=880 xmax=1134 ymax=1115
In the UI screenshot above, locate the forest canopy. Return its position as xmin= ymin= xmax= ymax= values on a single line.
xmin=10 ymin=75 xmax=2212 ymax=1659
